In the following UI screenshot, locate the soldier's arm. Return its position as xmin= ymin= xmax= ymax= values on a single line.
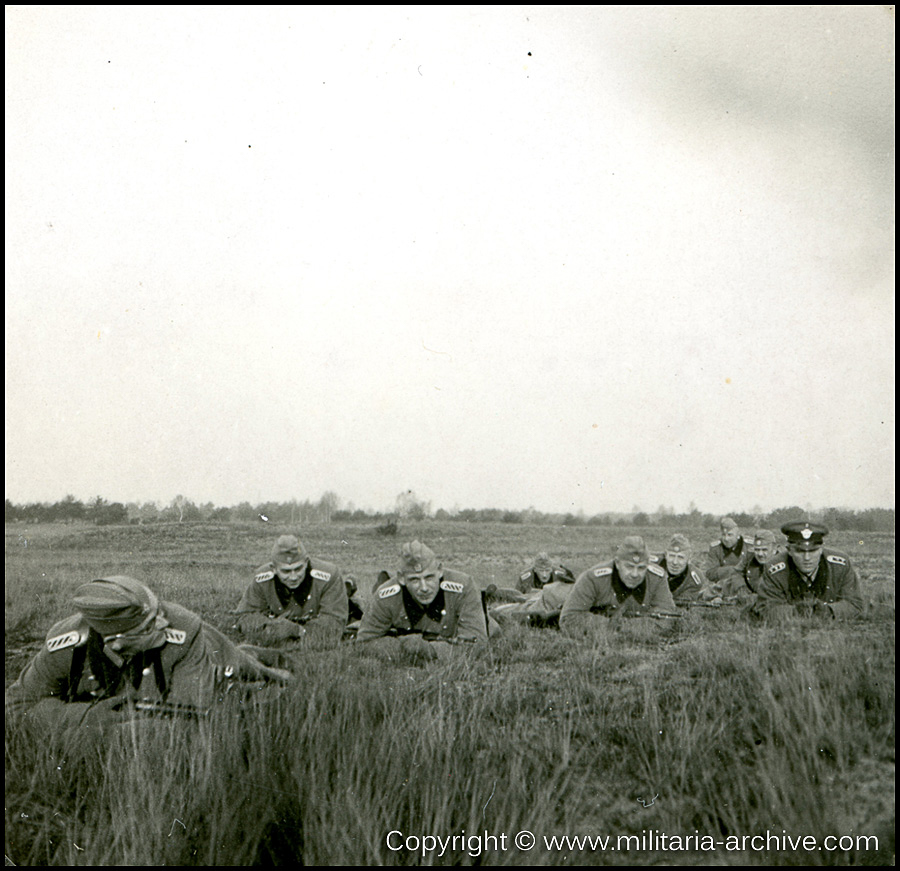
xmin=529 ymin=582 xmax=570 ymax=617
xmin=828 ymin=563 xmax=865 ymax=619
xmin=6 ymin=648 xmax=116 ymax=732
xmin=556 ymin=565 xmax=577 ymax=584
xmin=6 ymin=647 xmax=76 ymax=722
xmin=703 ymin=544 xmax=729 ymax=582
xmin=234 ymin=581 xmax=272 ymax=628
xmin=454 ymin=584 xmax=489 ymax=641
xmin=692 ymin=565 xmax=714 ymax=599
xmin=303 ymin=571 xmax=349 ymax=646
xmin=234 ymin=581 xmax=304 ymax=639
xmin=754 ymin=571 xmax=797 ymax=623
xmin=191 ymin=622 xmax=293 ymax=688
xmin=648 ymin=573 xmax=678 ymax=613
xmin=515 ymin=572 xmax=532 ymax=594
xmin=559 ymin=576 xmax=604 ymax=637
xmin=356 ymin=594 xmax=397 ymax=641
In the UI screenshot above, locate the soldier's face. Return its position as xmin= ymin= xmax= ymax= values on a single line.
xmin=788 ymin=545 xmax=823 ymax=577
xmin=665 ymin=551 xmax=689 ymax=576
xmin=404 ymin=570 xmax=440 ymax=605
xmin=721 ymin=526 xmax=740 ymax=547
xmin=753 ymin=542 xmax=774 ymax=564
xmin=102 ymin=616 xmax=168 ymax=661
xmin=275 ymin=560 xmax=307 ymax=590
xmin=615 ymin=558 xmax=648 ymax=588
xmin=535 ymin=568 xmax=552 ymax=585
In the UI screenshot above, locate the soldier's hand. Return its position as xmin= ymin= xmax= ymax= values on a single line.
xmin=79 ymin=696 xmax=132 ymax=736
xmin=398 ymin=634 xmax=438 ymax=662
xmin=264 ymin=619 xmax=306 ymax=641
xmin=796 ymin=601 xmax=816 ymax=619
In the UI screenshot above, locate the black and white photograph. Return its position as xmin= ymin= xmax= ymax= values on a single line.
xmin=5 ymin=6 xmax=894 ymax=865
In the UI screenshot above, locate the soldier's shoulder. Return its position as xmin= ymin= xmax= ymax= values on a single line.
xmin=520 ymin=570 xmax=533 ymax=583
xmin=553 ymin=565 xmax=577 ymax=583
xmin=646 ymin=562 xmax=666 ymax=578
xmin=308 ymin=556 xmax=339 ymax=582
xmin=160 ymin=601 xmax=202 ymax=643
xmin=253 ymin=562 xmax=276 ymax=583
xmin=766 ymin=558 xmax=788 ymax=575
xmin=440 ymin=568 xmax=472 ymax=594
xmin=709 ymin=540 xmax=722 ymax=549
xmin=45 ymin=614 xmax=89 ymax=652
xmin=373 ymin=570 xmax=395 ymax=591
xmin=823 ymin=548 xmax=852 ymax=567
xmin=582 ymin=561 xmax=613 ymax=581
xmin=376 ymin=582 xmax=402 ymax=600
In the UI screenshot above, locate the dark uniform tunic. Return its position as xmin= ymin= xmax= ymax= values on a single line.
xmin=755 ymin=548 xmax=864 ymax=620
xmin=654 ymin=555 xmax=707 ymax=605
xmin=356 ymin=569 xmax=487 ymax=642
xmin=7 ymin=602 xmax=275 ymax=729
xmin=235 ymin=557 xmax=348 ymax=645
xmin=515 ymin=564 xmax=576 ymax=593
xmin=560 ymin=560 xmax=677 ymax=633
xmin=705 ymin=537 xmax=747 ymax=583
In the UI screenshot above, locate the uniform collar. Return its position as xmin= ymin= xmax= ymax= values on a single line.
xmin=401 ymin=586 xmax=446 ymax=625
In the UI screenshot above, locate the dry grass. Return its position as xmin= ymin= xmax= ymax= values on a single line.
xmin=5 ymin=521 xmax=895 ymax=865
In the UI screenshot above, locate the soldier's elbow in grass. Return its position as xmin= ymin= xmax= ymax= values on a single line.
xmin=559 ymin=613 xmax=606 ymax=639
xmin=300 ymin=616 xmax=345 ymax=649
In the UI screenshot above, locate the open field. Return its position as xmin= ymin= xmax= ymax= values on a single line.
xmin=5 ymin=521 xmax=895 ymax=865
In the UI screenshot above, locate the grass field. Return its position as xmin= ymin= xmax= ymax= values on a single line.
xmin=5 ymin=521 xmax=895 ymax=865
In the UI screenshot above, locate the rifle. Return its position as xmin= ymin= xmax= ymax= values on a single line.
xmin=105 ymin=697 xmax=211 ymax=719
xmin=689 ymin=597 xmax=740 ymax=608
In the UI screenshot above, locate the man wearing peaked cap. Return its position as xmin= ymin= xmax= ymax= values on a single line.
xmin=7 ymin=576 xmax=292 ymax=735
xmin=235 ymin=534 xmax=349 ymax=648
xmin=357 ymin=540 xmax=488 ymax=658
xmin=560 ymin=536 xmax=678 ymax=636
xmin=653 ymin=534 xmax=709 ymax=606
xmin=754 ymin=522 xmax=864 ymax=621
xmin=704 ymin=517 xmax=748 ymax=583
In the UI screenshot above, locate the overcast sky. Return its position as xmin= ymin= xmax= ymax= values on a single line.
xmin=5 ymin=6 xmax=895 ymax=515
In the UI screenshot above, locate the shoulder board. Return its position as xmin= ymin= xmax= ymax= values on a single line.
xmin=649 ymin=554 xmax=660 ymax=563
xmin=47 ymin=630 xmax=84 ymax=652
xmin=769 ymin=561 xmax=786 ymax=574
xmin=255 ymin=570 xmax=275 ymax=583
xmin=647 ymin=563 xmax=665 ymax=577
xmin=691 ymin=570 xmax=702 ymax=586
xmin=826 ymin=554 xmax=847 ymax=566
xmin=378 ymin=584 xmax=401 ymax=599
xmin=164 ymin=628 xmax=187 ymax=645
xmin=593 ymin=567 xmax=613 ymax=577
xmin=440 ymin=580 xmax=465 ymax=594
xmin=710 ymin=540 xmax=721 ymax=548
xmin=310 ymin=569 xmax=332 ymax=582
xmin=520 ymin=571 xmax=532 ymax=582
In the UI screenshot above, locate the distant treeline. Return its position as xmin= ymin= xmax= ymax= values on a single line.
xmin=4 ymin=495 xmax=894 ymax=532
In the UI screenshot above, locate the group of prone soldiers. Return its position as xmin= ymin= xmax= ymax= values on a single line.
xmin=6 ymin=518 xmax=864 ymax=736
xmin=487 ymin=518 xmax=863 ymax=630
